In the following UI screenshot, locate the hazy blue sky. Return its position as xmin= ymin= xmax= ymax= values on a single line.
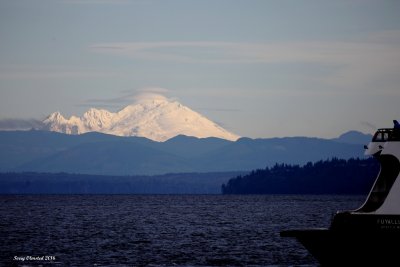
xmin=1 ymin=0 xmax=399 ymax=138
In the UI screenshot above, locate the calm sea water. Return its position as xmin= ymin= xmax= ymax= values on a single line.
xmin=0 ymin=195 xmax=364 ymax=266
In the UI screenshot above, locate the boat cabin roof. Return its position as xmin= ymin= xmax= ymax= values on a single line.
xmin=372 ymin=128 xmax=400 ymax=142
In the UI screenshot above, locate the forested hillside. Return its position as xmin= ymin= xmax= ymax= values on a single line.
xmin=222 ymin=158 xmax=379 ymax=194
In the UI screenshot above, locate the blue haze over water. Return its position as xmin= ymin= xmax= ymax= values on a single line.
xmin=1 ymin=195 xmax=365 ymax=266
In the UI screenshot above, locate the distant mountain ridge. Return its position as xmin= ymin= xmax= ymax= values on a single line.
xmin=42 ymin=95 xmax=239 ymax=142
xmin=332 ymin=130 xmax=372 ymax=145
xmin=0 ymin=130 xmax=370 ymax=175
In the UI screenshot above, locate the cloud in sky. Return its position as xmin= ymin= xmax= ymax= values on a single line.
xmin=0 ymin=65 xmax=124 ymax=81
xmin=77 ymin=87 xmax=172 ymax=110
xmin=89 ymin=32 xmax=400 ymax=65
xmin=0 ymin=119 xmax=44 ymax=131
xmin=61 ymin=0 xmax=131 ymax=5
xmin=90 ymin=31 xmax=400 ymax=92
xmin=134 ymin=87 xmax=170 ymax=95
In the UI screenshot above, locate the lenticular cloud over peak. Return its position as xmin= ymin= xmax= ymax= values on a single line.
xmin=42 ymin=94 xmax=239 ymax=142
xmin=133 ymin=92 xmax=169 ymax=104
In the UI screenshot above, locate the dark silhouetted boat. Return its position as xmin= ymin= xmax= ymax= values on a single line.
xmin=281 ymin=120 xmax=400 ymax=266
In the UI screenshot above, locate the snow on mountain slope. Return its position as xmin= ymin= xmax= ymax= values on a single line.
xmin=42 ymin=95 xmax=240 ymax=141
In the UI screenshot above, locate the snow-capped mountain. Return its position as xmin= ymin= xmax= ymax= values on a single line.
xmin=42 ymin=95 xmax=240 ymax=141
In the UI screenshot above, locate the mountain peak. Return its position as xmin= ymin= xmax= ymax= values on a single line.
xmin=333 ymin=130 xmax=372 ymax=145
xmin=45 ymin=111 xmax=64 ymax=121
xmin=81 ymin=108 xmax=114 ymax=131
xmin=41 ymin=95 xmax=240 ymax=142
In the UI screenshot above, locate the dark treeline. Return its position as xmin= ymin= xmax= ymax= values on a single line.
xmin=222 ymin=158 xmax=380 ymax=195
xmin=0 ymin=171 xmax=243 ymax=194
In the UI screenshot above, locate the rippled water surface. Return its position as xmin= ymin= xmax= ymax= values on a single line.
xmin=0 ymin=195 xmax=364 ymax=266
